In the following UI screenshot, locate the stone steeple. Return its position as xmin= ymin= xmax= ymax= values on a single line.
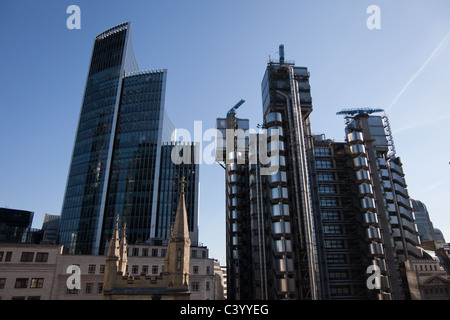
xmin=164 ymin=177 xmax=191 ymax=289
xmin=118 ymin=221 xmax=128 ymax=274
xmin=106 ymin=214 xmax=121 ymax=260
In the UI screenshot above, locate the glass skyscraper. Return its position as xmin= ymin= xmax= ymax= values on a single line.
xmin=58 ymin=23 xmax=199 ymax=255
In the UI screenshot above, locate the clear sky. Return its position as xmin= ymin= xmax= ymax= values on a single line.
xmin=1 ymin=0 xmax=449 ymax=264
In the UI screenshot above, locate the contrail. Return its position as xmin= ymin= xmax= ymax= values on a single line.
xmin=386 ymin=31 xmax=450 ymax=112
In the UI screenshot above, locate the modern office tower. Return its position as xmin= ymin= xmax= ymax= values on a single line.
xmin=340 ymin=110 xmax=422 ymax=299
xmin=0 ymin=208 xmax=34 ymax=243
xmin=59 ymin=23 xmax=199 ymax=255
xmin=216 ymin=113 xmax=252 ymax=300
xmin=411 ymin=199 xmax=436 ymax=243
xmin=156 ymin=142 xmax=199 ymax=243
xmin=218 ymin=46 xmax=423 ymax=300
xmin=40 ymin=214 xmax=60 ymax=245
xmin=217 ymin=46 xmax=323 ymax=300
xmin=311 ymin=135 xmax=371 ymax=299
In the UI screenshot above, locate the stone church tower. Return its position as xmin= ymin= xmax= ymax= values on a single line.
xmin=103 ymin=178 xmax=191 ymax=299
xmin=165 ymin=177 xmax=191 ymax=290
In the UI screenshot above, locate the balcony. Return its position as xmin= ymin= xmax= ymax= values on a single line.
xmin=389 ymin=161 xmax=404 ymax=176
xmin=391 ymin=172 xmax=406 ymax=187
xmin=394 ymin=183 xmax=409 ymax=198
xmin=396 ymin=194 xmax=412 ymax=210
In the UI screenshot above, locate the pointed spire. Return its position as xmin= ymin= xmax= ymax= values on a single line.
xmin=107 ymin=214 xmax=120 ymax=259
xmin=171 ymin=177 xmax=190 ymax=242
xmin=118 ymin=220 xmax=128 ymax=274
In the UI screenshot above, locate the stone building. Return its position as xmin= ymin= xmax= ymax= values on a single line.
xmin=102 ymin=178 xmax=192 ymax=300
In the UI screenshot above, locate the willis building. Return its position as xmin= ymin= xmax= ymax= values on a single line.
xmin=58 ymin=23 xmax=199 ymax=255
xmin=216 ymin=46 xmax=421 ymax=300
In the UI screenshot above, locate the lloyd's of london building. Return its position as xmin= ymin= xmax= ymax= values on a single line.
xmin=58 ymin=22 xmax=199 ymax=256
xmin=216 ymin=46 xmax=422 ymax=300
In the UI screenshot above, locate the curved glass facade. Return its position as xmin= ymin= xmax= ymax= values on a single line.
xmin=59 ymin=23 xmax=198 ymax=255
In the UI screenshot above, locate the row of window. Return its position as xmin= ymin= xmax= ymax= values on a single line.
xmin=129 ymin=247 xmax=207 ymax=259
xmin=0 ymin=278 xmax=44 ymax=289
xmin=66 ymin=282 xmax=103 ymax=295
xmin=0 ymin=251 xmax=48 ymax=263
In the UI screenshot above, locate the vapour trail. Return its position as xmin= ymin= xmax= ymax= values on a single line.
xmin=386 ymin=31 xmax=450 ymax=112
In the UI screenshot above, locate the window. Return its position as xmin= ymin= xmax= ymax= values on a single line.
xmin=331 ymin=286 xmax=350 ymax=296
xmin=152 ymin=248 xmax=158 ymax=257
xmin=325 ymin=240 xmax=344 ymax=249
xmin=66 ymin=287 xmax=78 ymax=295
xmin=97 ymin=283 xmax=103 ymax=294
xmin=0 ymin=251 xmax=3 ymax=261
xmin=320 ymin=197 xmax=338 ymax=207
xmin=11 ymin=296 xmax=26 ymax=300
xmin=324 ymin=225 xmax=342 ymax=234
xmin=99 ymin=265 xmax=105 ymax=274
xmin=152 ymin=265 xmax=158 ymax=275
xmin=322 ymin=211 xmax=340 ymax=220
xmin=0 ymin=278 xmax=6 ymax=289
xmin=14 ymin=278 xmax=29 ymax=288
xmin=20 ymin=252 xmax=34 ymax=262
xmin=319 ymin=185 xmax=337 ymax=194
xmin=315 ymin=148 xmax=331 ymax=156
xmin=35 ymin=252 xmax=48 ymax=262
xmin=318 ymin=172 xmax=334 ymax=181
xmin=132 ymin=248 xmax=139 ymax=256
xmin=329 ymin=272 xmax=348 ymax=279
xmin=30 ymin=278 xmax=44 ymax=288
xmin=206 ymin=266 xmax=211 ymax=275
xmin=191 ymin=250 xmax=197 ymax=258
xmin=88 ymin=265 xmax=96 ymax=274
xmin=28 ymin=296 xmax=41 ymax=300
xmin=161 ymin=249 xmax=167 ymax=257
xmin=191 ymin=282 xmax=199 ymax=292
xmin=193 ymin=266 xmax=199 ymax=274
xmin=142 ymin=248 xmax=149 ymax=256
xmin=327 ymin=254 xmax=345 ymax=264
xmin=5 ymin=252 xmax=12 ymax=262
xmin=132 ymin=265 xmax=139 ymax=274
xmin=206 ymin=281 xmax=211 ymax=292
xmin=85 ymin=283 xmax=93 ymax=294
xmin=142 ymin=265 xmax=149 ymax=275
xmin=316 ymin=160 xmax=333 ymax=169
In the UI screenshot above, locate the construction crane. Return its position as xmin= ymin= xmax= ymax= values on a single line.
xmin=336 ymin=108 xmax=384 ymax=116
xmin=227 ymin=99 xmax=245 ymax=116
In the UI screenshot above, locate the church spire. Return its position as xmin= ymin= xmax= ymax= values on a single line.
xmin=164 ymin=177 xmax=191 ymax=289
xmin=171 ymin=176 xmax=190 ymax=241
xmin=118 ymin=221 xmax=128 ymax=274
xmin=106 ymin=214 xmax=120 ymax=260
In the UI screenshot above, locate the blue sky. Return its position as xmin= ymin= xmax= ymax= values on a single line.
xmin=1 ymin=0 xmax=449 ymax=263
